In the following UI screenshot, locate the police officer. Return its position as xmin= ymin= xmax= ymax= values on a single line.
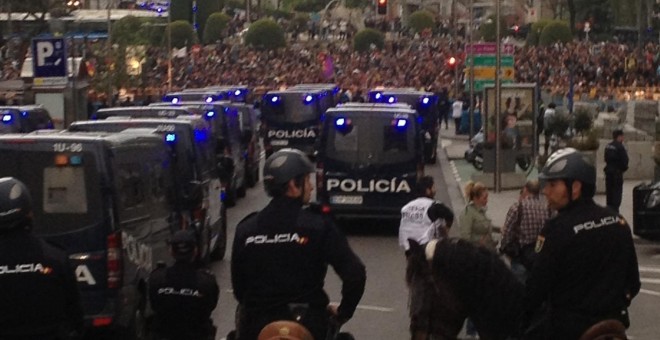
xmin=0 ymin=177 xmax=83 ymax=339
xmin=398 ymin=175 xmax=454 ymax=339
xmin=148 ymin=229 xmax=219 ymax=340
xmin=231 ymin=148 xmax=366 ymax=340
xmin=604 ymin=129 xmax=628 ymax=213
xmin=399 ymin=175 xmax=454 ymax=253
xmin=522 ymin=148 xmax=640 ymax=339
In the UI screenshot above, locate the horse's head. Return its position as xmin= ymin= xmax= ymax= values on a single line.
xmin=405 ymin=239 xmax=438 ymax=285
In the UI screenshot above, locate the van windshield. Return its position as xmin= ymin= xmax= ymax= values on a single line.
xmin=325 ymin=114 xmax=416 ymax=165
xmin=0 ymin=150 xmax=102 ymax=235
xmin=262 ymin=94 xmax=320 ymax=124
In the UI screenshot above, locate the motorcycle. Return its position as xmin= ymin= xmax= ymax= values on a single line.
xmin=464 ymin=129 xmax=533 ymax=172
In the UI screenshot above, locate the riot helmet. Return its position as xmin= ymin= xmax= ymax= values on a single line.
xmin=0 ymin=177 xmax=32 ymax=230
xmin=539 ymin=147 xmax=596 ymax=198
xmin=169 ymin=229 xmax=197 ymax=262
xmin=263 ymin=149 xmax=315 ymax=197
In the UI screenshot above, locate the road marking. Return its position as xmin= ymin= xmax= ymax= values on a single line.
xmin=355 ymin=304 xmax=395 ymax=312
xmin=640 ymin=289 xmax=660 ymax=297
xmin=641 ymin=278 xmax=660 ymax=284
xmin=639 ymin=266 xmax=660 ymax=273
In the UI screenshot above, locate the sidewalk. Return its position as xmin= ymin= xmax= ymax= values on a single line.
xmin=438 ymin=127 xmax=644 ymax=231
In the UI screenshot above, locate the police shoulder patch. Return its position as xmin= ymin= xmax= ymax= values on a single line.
xmin=535 ymin=236 xmax=545 ymax=253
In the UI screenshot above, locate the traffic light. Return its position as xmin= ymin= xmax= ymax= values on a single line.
xmin=447 ymin=57 xmax=457 ymax=68
xmin=377 ymin=0 xmax=387 ymax=15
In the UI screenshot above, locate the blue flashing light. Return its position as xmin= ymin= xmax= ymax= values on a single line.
xmin=270 ymin=95 xmax=280 ymax=103
xmin=374 ymin=92 xmax=382 ymax=100
xmin=421 ymin=97 xmax=430 ymax=105
xmin=335 ymin=117 xmax=346 ymax=127
xmin=69 ymin=155 xmax=83 ymax=165
xmin=21 ymin=111 xmax=28 ymax=117
xmin=165 ymin=133 xmax=177 ymax=144
xmin=205 ymin=111 xmax=216 ymax=119
xmin=1 ymin=114 xmax=12 ymax=123
xmin=417 ymin=116 xmax=423 ymax=124
xmin=194 ymin=130 xmax=208 ymax=142
xmin=387 ymin=96 xmax=396 ymax=104
xmin=396 ymin=119 xmax=407 ymax=128
xmin=171 ymin=97 xmax=179 ymax=104
xmin=205 ymin=97 xmax=213 ymax=103
xmin=304 ymin=94 xmax=314 ymax=104
xmin=234 ymin=89 xmax=242 ymax=96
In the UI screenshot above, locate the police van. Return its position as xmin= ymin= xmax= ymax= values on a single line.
xmin=163 ymin=89 xmax=230 ymax=104
xmin=261 ymin=88 xmax=326 ymax=158
xmin=368 ymin=88 xmax=439 ymax=164
xmin=69 ymin=117 xmax=228 ymax=262
xmin=200 ymin=85 xmax=251 ymax=103
xmin=316 ymin=103 xmax=423 ymax=219
xmin=0 ymin=105 xmax=55 ymax=134
xmin=149 ymin=101 xmax=252 ymax=205
xmin=289 ymin=83 xmax=340 ymax=109
xmin=0 ymin=129 xmax=177 ymax=337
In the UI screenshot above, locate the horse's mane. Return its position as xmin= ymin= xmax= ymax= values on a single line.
xmin=432 ymin=238 xmax=525 ymax=337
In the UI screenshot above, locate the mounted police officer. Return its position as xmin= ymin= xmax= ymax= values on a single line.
xmin=0 ymin=177 xmax=83 ymax=340
xmin=604 ymin=128 xmax=628 ymax=213
xmin=231 ymin=148 xmax=366 ymax=340
xmin=148 ymin=229 xmax=219 ymax=340
xmin=522 ymin=148 xmax=640 ymax=339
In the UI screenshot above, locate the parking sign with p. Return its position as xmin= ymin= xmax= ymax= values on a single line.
xmin=32 ymin=37 xmax=67 ymax=78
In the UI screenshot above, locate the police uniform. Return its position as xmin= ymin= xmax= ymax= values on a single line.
xmin=523 ymin=198 xmax=640 ymax=339
xmin=604 ymin=139 xmax=628 ymax=212
xmin=148 ymin=232 xmax=219 ymax=340
xmin=0 ymin=228 xmax=83 ymax=339
xmin=399 ymin=197 xmax=454 ymax=251
xmin=231 ymin=197 xmax=366 ymax=340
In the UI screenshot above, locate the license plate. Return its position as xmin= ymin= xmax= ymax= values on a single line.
xmin=270 ymin=140 xmax=289 ymax=146
xmin=330 ymin=195 xmax=363 ymax=205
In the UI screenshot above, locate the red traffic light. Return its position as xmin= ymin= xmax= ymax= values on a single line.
xmin=377 ymin=0 xmax=387 ymax=15
xmin=448 ymin=57 xmax=457 ymax=66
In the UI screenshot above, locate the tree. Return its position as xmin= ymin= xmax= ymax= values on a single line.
xmin=197 ymin=0 xmax=222 ymax=39
xmin=168 ymin=20 xmax=198 ymax=48
xmin=526 ymin=19 xmax=553 ymax=46
xmin=111 ymin=16 xmax=145 ymax=46
xmin=407 ymin=10 xmax=435 ymax=34
xmin=353 ymin=28 xmax=384 ymax=52
xmin=244 ymin=19 xmax=286 ymax=50
xmin=171 ymin=0 xmax=192 ymax=23
xmin=203 ymin=12 xmax=232 ymax=44
xmin=539 ymin=20 xmax=572 ymax=46
xmin=478 ymin=15 xmax=507 ymax=42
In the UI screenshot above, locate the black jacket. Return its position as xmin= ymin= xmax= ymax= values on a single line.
xmin=0 ymin=228 xmax=83 ymax=338
xmin=148 ymin=262 xmax=219 ymax=338
xmin=604 ymin=140 xmax=629 ymax=173
xmin=524 ymin=198 xmax=640 ymax=333
xmin=231 ymin=197 xmax=366 ymax=321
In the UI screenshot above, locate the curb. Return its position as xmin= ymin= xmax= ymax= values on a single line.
xmin=439 ymin=143 xmax=469 ymax=213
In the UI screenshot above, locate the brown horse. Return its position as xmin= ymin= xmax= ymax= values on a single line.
xmin=405 ymin=238 xmax=628 ymax=340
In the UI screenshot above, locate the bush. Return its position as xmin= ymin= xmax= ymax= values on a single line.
xmin=112 ymin=16 xmax=144 ymax=45
xmin=168 ymin=20 xmax=197 ymax=48
xmin=197 ymin=0 xmax=222 ymax=39
xmin=526 ymin=19 xmax=552 ymax=46
xmin=407 ymin=10 xmax=435 ymax=34
xmin=244 ymin=19 xmax=286 ymax=50
xmin=546 ymin=113 xmax=571 ymax=137
xmin=567 ymin=128 xmax=600 ymax=151
xmin=291 ymin=13 xmax=310 ymax=31
xmin=539 ymin=21 xmax=572 ymax=46
xmin=203 ymin=12 xmax=232 ymax=44
xmin=353 ymin=28 xmax=384 ymax=52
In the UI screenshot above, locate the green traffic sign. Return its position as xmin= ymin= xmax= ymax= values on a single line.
xmin=466 ymin=55 xmax=515 ymax=67
xmin=465 ymin=79 xmax=514 ymax=92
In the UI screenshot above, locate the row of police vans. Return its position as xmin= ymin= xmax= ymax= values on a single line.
xmin=0 ymin=85 xmax=258 ymax=338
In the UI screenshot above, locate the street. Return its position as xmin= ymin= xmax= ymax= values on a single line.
xmin=207 ymin=147 xmax=660 ymax=340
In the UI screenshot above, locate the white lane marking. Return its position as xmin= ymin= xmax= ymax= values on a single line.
xmin=640 ymin=289 xmax=660 ymax=297
xmin=639 ymin=266 xmax=660 ymax=273
xmin=641 ymin=278 xmax=660 ymax=284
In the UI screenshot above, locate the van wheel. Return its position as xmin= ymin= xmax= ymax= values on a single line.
xmin=237 ymin=183 xmax=246 ymax=198
xmin=210 ymin=205 xmax=227 ymax=261
xmin=225 ymin=181 xmax=237 ymax=207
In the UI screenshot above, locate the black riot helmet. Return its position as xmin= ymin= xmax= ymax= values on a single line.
xmin=539 ymin=147 xmax=596 ymax=199
xmin=263 ymin=149 xmax=315 ymax=197
xmin=0 ymin=177 xmax=33 ymax=231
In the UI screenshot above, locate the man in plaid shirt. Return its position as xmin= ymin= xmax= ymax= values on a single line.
xmin=500 ymin=179 xmax=552 ymax=283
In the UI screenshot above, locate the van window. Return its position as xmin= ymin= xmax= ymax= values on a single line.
xmin=263 ymin=94 xmax=320 ymax=124
xmin=43 ymin=166 xmax=88 ymax=213
xmin=0 ymin=149 xmax=102 ymax=235
xmin=117 ymin=163 xmax=146 ymax=209
xmin=326 ymin=114 xmax=416 ymax=165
